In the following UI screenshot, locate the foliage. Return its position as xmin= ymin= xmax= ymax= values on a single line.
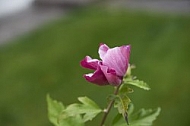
xmin=124 ymin=78 xmax=150 ymax=90
xmin=112 ymin=65 xmax=153 ymax=125
xmin=47 ymin=95 xmax=65 ymax=125
xmin=129 ymin=107 xmax=161 ymax=126
xmin=112 ymin=104 xmax=161 ymax=126
xmin=47 ymin=64 xmax=161 ymax=125
xmin=47 ymin=95 xmax=102 ymax=126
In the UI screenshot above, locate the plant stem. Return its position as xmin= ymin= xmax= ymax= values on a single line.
xmin=100 ymin=85 xmax=121 ymax=126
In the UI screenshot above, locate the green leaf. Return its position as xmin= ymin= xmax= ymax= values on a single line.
xmin=78 ymin=96 xmax=101 ymax=110
xmin=47 ymin=94 xmax=65 ymax=126
xmin=129 ymin=107 xmax=161 ymax=126
xmin=124 ymin=78 xmax=150 ymax=90
xmin=78 ymin=96 xmax=102 ymax=122
xmin=64 ymin=96 xmax=102 ymax=122
xmin=47 ymin=95 xmax=85 ymax=126
xmin=59 ymin=112 xmax=84 ymax=126
xmin=113 ymin=104 xmax=161 ymax=126
xmin=63 ymin=103 xmax=81 ymax=116
xmin=112 ymin=85 xmax=133 ymax=126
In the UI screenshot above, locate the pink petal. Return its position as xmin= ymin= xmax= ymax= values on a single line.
xmin=121 ymin=45 xmax=131 ymax=61
xmin=100 ymin=65 xmax=122 ymax=86
xmin=83 ymin=66 xmax=109 ymax=86
xmin=98 ymin=43 xmax=110 ymax=60
xmin=102 ymin=45 xmax=130 ymax=76
xmin=80 ymin=56 xmax=100 ymax=70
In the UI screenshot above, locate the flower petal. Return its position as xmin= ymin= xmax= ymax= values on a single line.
xmin=102 ymin=45 xmax=130 ymax=76
xmin=83 ymin=66 xmax=109 ymax=86
xmin=98 ymin=43 xmax=109 ymax=60
xmin=100 ymin=65 xmax=122 ymax=86
xmin=121 ymin=45 xmax=131 ymax=61
xmin=80 ymin=56 xmax=100 ymax=70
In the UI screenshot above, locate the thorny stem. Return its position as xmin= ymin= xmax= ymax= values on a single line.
xmin=100 ymin=84 xmax=122 ymax=126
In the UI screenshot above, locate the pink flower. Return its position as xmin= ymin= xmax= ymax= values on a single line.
xmin=80 ymin=43 xmax=130 ymax=86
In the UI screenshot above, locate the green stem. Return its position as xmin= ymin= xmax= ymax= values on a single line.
xmin=100 ymin=84 xmax=121 ymax=126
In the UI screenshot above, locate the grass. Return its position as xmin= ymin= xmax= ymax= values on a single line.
xmin=0 ymin=6 xmax=190 ymax=126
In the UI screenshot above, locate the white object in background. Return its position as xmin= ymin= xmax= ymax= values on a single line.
xmin=0 ymin=0 xmax=34 ymax=17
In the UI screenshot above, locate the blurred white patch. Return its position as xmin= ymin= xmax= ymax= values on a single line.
xmin=0 ymin=0 xmax=34 ymax=17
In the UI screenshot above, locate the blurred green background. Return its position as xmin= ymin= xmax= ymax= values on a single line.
xmin=0 ymin=6 xmax=190 ymax=126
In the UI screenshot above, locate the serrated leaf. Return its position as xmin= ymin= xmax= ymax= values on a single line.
xmin=64 ymin=103 xmax=81 ymax=116
xmin=47 ymin=96 xmax=101 ymax=126
xmin=78 ymin=96 xmax=102 ymax=122
xmin=113 ymin=105 xmax=161 ymax=126
xmin=58 ymin=104 xmax=85 ymax=126
xmin=129 ymin=107 xmax=161 ymax=126
xmin=124 ymin=78 xmax=150 ymax=90
xmin=59 ymin=113 xmax=84 ymax=126
xmin=47 ymin=95 xmax=65 ymax=126
xmin=78 ymin=96 xmax=101 ymax=110
xmin=64 ymin=96 xmax=102 ymax=122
